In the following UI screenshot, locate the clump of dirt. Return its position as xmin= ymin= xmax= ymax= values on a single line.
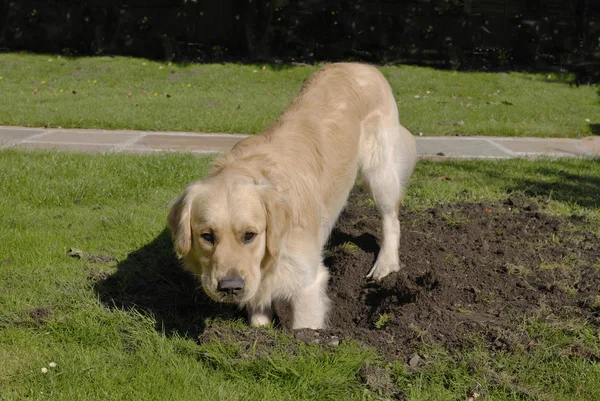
xmin=28 ymin=306 xmax=52 ymax=325
xmin=197 ymin=188 xmax=600 ymax=360
xmin=68 ymin=248 xmax=117 ymax=264
xmin=86 ymin=268 xmax=111 ymax=283
xmin=360 ymin=361 xmax=398 ymax=397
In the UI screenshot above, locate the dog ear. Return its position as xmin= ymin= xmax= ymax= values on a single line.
xmin=260 ymin=186 xmax=291 ymax=269
xmin=167 ymin=191 xmax=193 ymax=258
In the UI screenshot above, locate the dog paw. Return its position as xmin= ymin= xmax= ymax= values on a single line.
xmin=366 ymin=262 xmax=400 ymax=280
xmin=248 ymin=310 xmax=274 ymax=327
xmin=250 ymin=314 xmax=272 ymax=327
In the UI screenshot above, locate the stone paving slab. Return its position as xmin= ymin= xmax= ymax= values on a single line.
xmin=0 ymin=128 xmax=46 ymax=148
xmin=29 ymin=130 xmax=141 ymax=145
xmin=492 ymin=138 xmax=588 ymax=157
xmin=417 ymin=137 xmax=509 ymax=158
xmin=122 ymin=133 xmax=245 ymax=153
xmin=1 ymin=126 xmax=598 ymax=159
xmin=579 ymin=136 xmax=600 ymax=155
xmin=14 ymin=142 xmax=117 ymax=153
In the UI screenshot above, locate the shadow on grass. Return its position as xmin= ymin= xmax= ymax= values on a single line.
xmin=514 ymin=166 xmax=600 ymax=209
xmin=94 ymin=228 xmax=242 ymax=338
xmin=447 ymin=159 xmax=600 ymax=209
xmin=94 ymin=225 xmax=382 ymax=338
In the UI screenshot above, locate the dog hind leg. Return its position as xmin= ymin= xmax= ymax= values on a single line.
xmin=360 ymin=113 xmax=416 ymax=280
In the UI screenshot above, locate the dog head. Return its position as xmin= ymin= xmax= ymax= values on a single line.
xmin=167 ymin=172 xmax=290 ymax=304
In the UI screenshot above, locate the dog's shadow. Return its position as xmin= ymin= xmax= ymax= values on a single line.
xmin=95 ymin=227 xmax=379 ymax=337
xmin=94 ymin=228 xmax=242 ymax=338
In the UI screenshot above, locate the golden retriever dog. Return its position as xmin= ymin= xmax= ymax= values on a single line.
xmin=168 ymin=63 xmax=417 ymax=329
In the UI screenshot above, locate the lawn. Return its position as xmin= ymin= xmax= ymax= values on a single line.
xmin=0 ymin=53 xmax=598 ymax=138
xmin=1 ymin=149 xmax=599 ymax=400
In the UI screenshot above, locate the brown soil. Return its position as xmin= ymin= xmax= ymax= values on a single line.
xmin=97 ymin=187 xmax=600 ymax=361
xmin=308 ymin=188 xmax=600 ymax=359
xmin=28 ymin=306 xmax=52 ymax=325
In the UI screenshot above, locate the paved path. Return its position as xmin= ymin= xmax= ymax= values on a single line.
xmin=1 ymin=126 xmax=599 ymax=159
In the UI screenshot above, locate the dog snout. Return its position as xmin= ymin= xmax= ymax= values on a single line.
xmin=217 ymin=276 xmax=245 ymax=296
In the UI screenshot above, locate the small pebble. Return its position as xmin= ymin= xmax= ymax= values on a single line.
xmin=408 ymin=354 xmax=421 ymax=367
xmin=328 ymin=336 xmax=340 ymax=346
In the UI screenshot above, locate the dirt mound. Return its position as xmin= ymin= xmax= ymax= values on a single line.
xmin=309 ymin=188 xmax=600 ymax=359
xmin=201 ymin=188 xmax=600 ymax=360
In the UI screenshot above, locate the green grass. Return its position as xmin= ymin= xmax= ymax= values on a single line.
xmin=395 ymin=318 xmax=600 ymax=400
xmin=405 ymin=157 xmax=600 ymax=220
xmin=374 ymin=313 xmax=393 ymax=330
xmin=0 ymin=53 xmax=598 ymax=137
xmin=1 ymin=149 xmax=599 ymax=400
xmin=339 ymin=241 xmax=361 ymax=255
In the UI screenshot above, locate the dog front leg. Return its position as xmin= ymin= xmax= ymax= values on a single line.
xmin=291 ymin=263 xmax=330 ymax=329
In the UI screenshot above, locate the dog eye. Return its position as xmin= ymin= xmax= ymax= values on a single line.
xmin=200 ymin=233 xmax=214 ymax=244
xmin=243 ymin=232 xmax=256 ymax=243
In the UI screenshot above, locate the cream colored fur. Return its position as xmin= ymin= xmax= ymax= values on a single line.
xmin=167 ymin=63 xmax=417 ymax=329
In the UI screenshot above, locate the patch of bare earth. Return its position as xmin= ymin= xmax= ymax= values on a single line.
xmin=199 ymin=188 xmax=600 ymax=361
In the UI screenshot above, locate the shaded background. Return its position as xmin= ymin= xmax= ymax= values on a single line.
xmin=1 ymin=0 xmax=598 ymax=81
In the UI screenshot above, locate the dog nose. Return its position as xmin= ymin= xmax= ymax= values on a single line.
xmin=217 ymin=276 xmax=245 ymax=295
